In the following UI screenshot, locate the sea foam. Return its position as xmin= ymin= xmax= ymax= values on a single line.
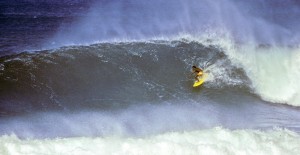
xmin=1 ymin=127 xmax=299 ymax=155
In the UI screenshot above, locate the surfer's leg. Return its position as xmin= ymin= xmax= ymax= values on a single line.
xmin=195 ymin=76 xmax=200 ymax=82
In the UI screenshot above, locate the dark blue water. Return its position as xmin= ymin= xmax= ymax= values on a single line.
xmin=0 ymin=0 xmax=91 ymax=55
xmin=1 ymin=0 xmax=300 ymax=56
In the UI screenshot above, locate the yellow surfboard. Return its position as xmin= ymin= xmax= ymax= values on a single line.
xmin=193 ymin=73 xmax=207 ymax=87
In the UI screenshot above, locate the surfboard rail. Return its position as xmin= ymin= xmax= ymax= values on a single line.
xmin=193 ymin=73 xmax=207 ymax=87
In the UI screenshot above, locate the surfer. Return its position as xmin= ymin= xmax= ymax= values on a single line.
xmin=191 ymin=65 xmax=203 ymax=82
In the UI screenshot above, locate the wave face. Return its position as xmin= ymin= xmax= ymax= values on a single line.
xmin=1 ymin=40 xmax=300 ymax=139
xmin=0 ymin=41 xmax=237 ymax=114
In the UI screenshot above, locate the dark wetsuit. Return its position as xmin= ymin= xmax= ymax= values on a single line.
xmin=192 ymin=67 xmax=203 ymax=81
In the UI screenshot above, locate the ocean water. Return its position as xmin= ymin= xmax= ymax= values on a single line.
xmin=1 ymin=0 xmax=300 ymax=154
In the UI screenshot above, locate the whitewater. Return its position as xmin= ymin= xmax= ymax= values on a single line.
xmin=1 ymin=0 xmax=300 ymax=154
xmin=1 ymin=127 xmax=300 ymax=155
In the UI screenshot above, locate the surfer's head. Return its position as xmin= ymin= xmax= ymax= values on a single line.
xmin=192 ymin=65 xmax=198 ymax=71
